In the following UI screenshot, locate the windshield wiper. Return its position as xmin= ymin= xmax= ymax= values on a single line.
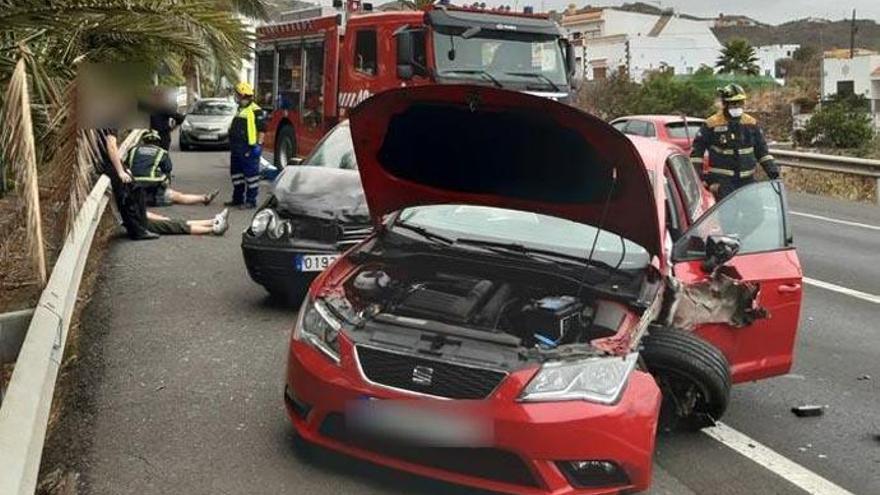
xmin=455 ymin=238 xmax=618 ymax=271
xmin=439 ymin=69 xmax=503 ymax=88
xmin=503 ymin=71 xmax=561 ymax=92
xmin=393 ymin=221 xmax=454 ymax=245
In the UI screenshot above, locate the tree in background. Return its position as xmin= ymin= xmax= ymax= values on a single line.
xmin=716 ymin=38 xmax=760 ymax=76
xmin=799 ymin=94 xmax=874 ymax=149
xmin=575 ymin=67 xmax=641 ymax=120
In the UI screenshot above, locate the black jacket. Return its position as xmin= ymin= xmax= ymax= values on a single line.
xmin=690 ymin=112 xmax=779 ymax=183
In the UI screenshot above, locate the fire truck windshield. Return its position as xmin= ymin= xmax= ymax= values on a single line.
xmin=433 ymin=32 xmax=567 ymax=91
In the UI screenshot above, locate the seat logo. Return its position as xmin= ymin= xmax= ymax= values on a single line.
xmin=411 ymin=365 xmax=434 ymax=386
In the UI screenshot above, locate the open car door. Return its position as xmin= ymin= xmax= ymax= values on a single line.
xmin=671 ymin=181 xmax=803 ymax=383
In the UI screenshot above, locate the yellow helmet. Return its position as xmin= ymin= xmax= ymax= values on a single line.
xmin=235 ymin=81 xmax=254 ymax=97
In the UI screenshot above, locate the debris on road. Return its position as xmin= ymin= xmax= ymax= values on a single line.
xmin=791 ymin=405 xmax=825 ymax=417
xmin=856 ymin=374 xmax=871 ymax=381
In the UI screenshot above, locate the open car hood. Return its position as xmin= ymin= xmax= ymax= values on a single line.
xmin=348 ymin=85 xmax=661 ymax=256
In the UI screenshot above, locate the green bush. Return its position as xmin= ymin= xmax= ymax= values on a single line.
xmin=800 ymin=94 xmax=875 ymax=148
xmin=577 ymin=67 xmax=714 ymax=119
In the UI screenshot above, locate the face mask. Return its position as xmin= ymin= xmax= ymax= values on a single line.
xmin=728 ymin=107 xmax=743 ymax=118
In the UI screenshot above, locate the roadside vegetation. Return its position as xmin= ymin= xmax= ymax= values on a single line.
xmin=0 ymin=0 xmax=268 ymax=308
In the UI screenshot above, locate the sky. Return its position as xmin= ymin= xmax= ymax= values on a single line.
xmin=474 ymin=0 xmax=880 ymax=25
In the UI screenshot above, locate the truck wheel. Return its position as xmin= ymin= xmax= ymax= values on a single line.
xmin=275 ymin=125 xmax=296 ymax=168
xmin=641 ymin=328 xmax=731 ymax=432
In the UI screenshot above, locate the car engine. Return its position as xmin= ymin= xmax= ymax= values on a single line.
xmin=349 ymin=268 xmax=627 ymax=349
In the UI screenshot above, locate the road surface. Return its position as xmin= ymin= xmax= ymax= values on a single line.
xmin=44 ymin=145 xmax=880 ymax=495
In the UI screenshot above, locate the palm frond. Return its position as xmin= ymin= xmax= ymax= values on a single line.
xmin=1 ymin=55 xmax=47 ymax=285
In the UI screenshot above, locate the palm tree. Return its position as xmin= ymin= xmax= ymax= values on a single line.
xmin=716 ymin=38 xmax=760 ymax=76
xmin=0 ymin=0 xmax=268 ymax=284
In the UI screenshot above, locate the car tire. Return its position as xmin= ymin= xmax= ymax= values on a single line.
xmin=641 ymin=327 xmax=731 ymax=432
xmin=275 ymin=125 xmax=296 ymax=168
xmin=180 ymin=140 xmax=191 ymax=151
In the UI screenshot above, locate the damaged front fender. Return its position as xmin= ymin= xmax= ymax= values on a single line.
xmin=668 ymin=268 xmax=769 ymax=331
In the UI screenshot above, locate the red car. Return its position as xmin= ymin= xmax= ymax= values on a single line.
xmin=284 ymin=86 xmax=803 ymax=494
xmin=610 ymin=115 xmax=704 ymax=155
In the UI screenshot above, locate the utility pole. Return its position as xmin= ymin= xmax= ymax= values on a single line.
xmin=849 ymin=9 xmax=857 ymax=58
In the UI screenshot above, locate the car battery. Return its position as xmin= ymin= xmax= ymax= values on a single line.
xmin=520 ymin=295 xmax=584 ymax=343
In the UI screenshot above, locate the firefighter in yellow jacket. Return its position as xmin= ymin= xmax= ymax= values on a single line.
xmin=690 ymin=84 xmax=779 ymax=199
xmin=225 ymin=82 xmax=266 ymax=209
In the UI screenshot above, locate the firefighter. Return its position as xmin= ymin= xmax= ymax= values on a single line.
xmin=127 ymin=130 xmax=218 ymax=207
xmin=690 ymin=84 xmax=779 ymax=199
xmin=225 ymin=82 xmax=266 ymax=209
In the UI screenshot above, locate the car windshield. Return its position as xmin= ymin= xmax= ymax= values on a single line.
xmin=665 ymin=122 xmax=703 ymax=139
xmin=396 ymin=205 xmax=650 ymax=270
xmin=190 ymin=101 xmax=236 ymax=116
xmin=304 ymin=124 xmax=357 ymax=169
xmin=433 ymin=30 xmax=567 ymax=90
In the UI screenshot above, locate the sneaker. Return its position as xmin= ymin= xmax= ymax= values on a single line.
xmin=223 ymin=199 xmax=243 ymax=207
xmin=212 ymin=209 xmax=229 ymax=236
xmin=131 ymin=230 xmax=160 ymax=241
xmin=203 ymin=189 xmax=220 ymax=206
xmin=239 ymin=202 xmax=257 ymax=210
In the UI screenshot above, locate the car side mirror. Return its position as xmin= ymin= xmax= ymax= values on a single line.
xmin=702 ymin=235 xmax=741 ymax=272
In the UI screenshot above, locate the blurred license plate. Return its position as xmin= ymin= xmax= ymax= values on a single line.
xmin=295 ymin=254 xmax=338 ymax=272
xmin=197 ymin=133 xmax=218 ymax=140
xmin=346 ymin=400 xmax=492 ymax=447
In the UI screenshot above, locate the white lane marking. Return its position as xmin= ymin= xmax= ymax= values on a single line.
xmin=703 ymin=422 xmax=855 ymax=495
xmin=803 ymin=277 xmax=880 ymax=305
xmin=790 ymin=211 xmax=880 ymax=231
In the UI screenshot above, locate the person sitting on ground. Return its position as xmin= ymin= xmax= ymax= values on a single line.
xmin=146 ymin=208 xmax=229 ymax=236
xmin=127 ymin=130 xmax=219 ymax=207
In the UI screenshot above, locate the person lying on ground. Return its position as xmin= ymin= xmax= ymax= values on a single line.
xmin=128 ymin=130 xmax=219 ymax=207
xmin=145 ymin=208 xmax=229 ymax=236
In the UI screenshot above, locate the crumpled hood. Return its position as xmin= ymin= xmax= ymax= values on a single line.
xmin=273 ymin=166 xmax=369 ymax=223
xmin=348 ymin=85 xmax=661 ymax=256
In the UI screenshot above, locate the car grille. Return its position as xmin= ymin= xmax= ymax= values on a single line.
xmin=319 ymin=413 xmax=540 ymax=487
xmin=355 ymin=345 xmax=507 ymax=400
xmin=337 ymin=225 xmax=372 ymax=247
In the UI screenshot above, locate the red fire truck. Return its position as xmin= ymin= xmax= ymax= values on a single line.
xmin=255 ymin=2 xmax=577 ymax=166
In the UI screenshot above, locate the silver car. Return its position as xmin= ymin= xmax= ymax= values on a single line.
xmin=179 ymin=98 xmax=237 ymax=150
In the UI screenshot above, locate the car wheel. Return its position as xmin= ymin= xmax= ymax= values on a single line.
xmin=641 ymin=327 xmax=731 ymax=432
xmin=180 ymin=141 xmax=191 ymax=151
xmin=275 ymin=125 xmax=296 ymax=168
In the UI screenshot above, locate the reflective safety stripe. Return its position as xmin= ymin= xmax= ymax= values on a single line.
xmin=760 ymin=154 xmax=775 ymax=163
xmin=232 ymin=179 xmax=245 ymax=185
xmin=245 ymin=176 xmax=260 ymax=182
xmin=708 ymin=168 xmax=755 ymax=177
xmin=690 ymin=156 xmax=704 ymax=163
xmin=710 ymin=145 xmax=754 ymax=155
xmin=710 ymin=145 xmax=734 ymax=155
xmin=247 ymin=183 xmax=260 ymax=189
xmin=149 ymin=149 xmax=166 ymax=180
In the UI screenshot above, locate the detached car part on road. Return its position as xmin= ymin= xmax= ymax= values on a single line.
xmin=283 ymin=86 xmax=803 ymax=494
xmin=242 ymin=122 xmax=371 ymax=303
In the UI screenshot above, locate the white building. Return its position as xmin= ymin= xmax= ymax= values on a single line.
xmin=562 ymin=8 xmax=722 ymax=82
xmin=754 ymin=44 xmax=800 ymax=82
xmin=821 ymin=49 xmax=880 ymax=126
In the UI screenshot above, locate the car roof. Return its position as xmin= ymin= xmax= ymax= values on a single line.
xmin=612 ymin=115 xmax=706 ymax=124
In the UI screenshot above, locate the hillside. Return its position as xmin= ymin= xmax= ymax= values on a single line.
xmin=714 ymin=18 xmax=880 ymax=52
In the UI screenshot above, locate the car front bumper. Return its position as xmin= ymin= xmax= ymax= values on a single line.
xmin=241 ymin=233 xmax=342 ymax=297
xmin=180 ymin=128 xmax=230 ymax=146
xmin=285 ymin=339 xmax=662 ymax=495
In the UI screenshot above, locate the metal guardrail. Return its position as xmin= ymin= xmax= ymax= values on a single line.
xmin=0 ymin=129 xmax=144 ymax=495
xmin=769 ymin=148 xmax=880 ymax=205
xmin=770 ymin=148 xmax=880 ymax=178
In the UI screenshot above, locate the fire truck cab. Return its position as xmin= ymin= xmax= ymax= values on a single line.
xmin=255 ymin=3 xmax=577 ymax=166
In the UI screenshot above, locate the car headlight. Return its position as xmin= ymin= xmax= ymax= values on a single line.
xmin=293 ymin=299 xmax=341 ymax=363
xmin=268 ymin=217 xmax=290 ymax=240
xmin=520 ymin=353 xmax=638 ymax=404
xmin=250 ymin=209 xmax=276 ymax=236
xmin=181 ymin=120 xmax=192 ymax=130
